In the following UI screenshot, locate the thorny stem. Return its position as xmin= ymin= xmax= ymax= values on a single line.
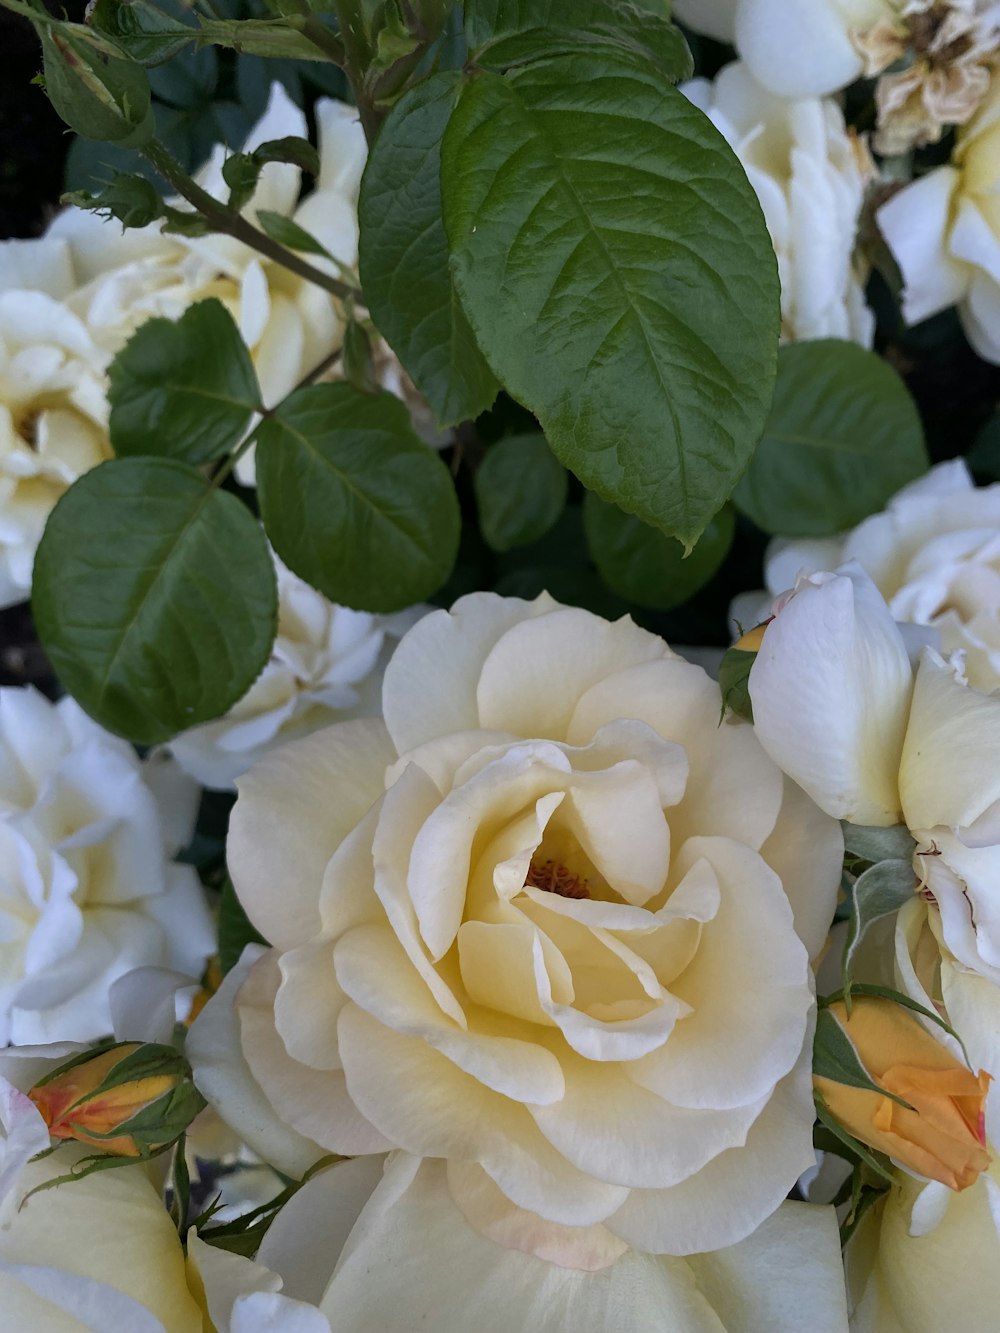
xmin=141 ymin=139 xmax=364 ymax=306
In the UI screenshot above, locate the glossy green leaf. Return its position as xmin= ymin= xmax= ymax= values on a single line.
xmin=33 ymin=458 xmax=277 ymax=745
xmin=255 ymin=383 xmax=461 ymax=612
xmin=359 ymin=71 xmax=500 ymax=428
xmin=108 ymin=299 xmax=261 ymax=464
xmin=475 ymin=434 xmax=567 ymax=551
xmin=88 ymin=0 xmax=196 ymax=66
xmin=584 ymin=495 xmax=733 ymax=609
xmin=441 ymin=55 xmax=779 ymax=549
xmin=733 ymin=341 xmax=929 ymax=538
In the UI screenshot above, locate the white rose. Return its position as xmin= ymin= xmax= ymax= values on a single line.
xmin=758 ymin=461 xmax=1000 ymax=693
xmin=736 ymin=0 xmax=1000 ymax=148
xmin=0 ymin=291 xmax=110 ymax=608
xmin=191 ymin=592 xmax=843 ymax=1257
xmin=683 ymin=62 xmax=875 ymax=346
xmin=878 ymin=69 xmax=1000 ymax=362
xmin=0 ymin=688 xmax=214 ymax=1044
xmin=170 ymin=554 xmax=423 ymax=790
xmin=847 ymin=1160 xmax=1000 ymax=1332
xmin=735 ymin=0 xmax=888 ymax=98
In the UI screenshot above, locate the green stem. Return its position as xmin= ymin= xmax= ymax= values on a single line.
xmin=300 ymin=13 xmax=347 ymax=67
xmin=141 ymin=140 xmax=363 ymax=305
xmin=209 ymin=347 xmax=345 ymax=491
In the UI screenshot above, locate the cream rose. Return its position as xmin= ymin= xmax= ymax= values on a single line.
xmin=194 ymin=592 xmax=843 ymax=1257
xmin=683 ymin=63 xmax=875 ymax=346
xmin=248 ymin=1153 xmax=850 ymax=1332
xmin=878 ymin=69 xmax=1000 ymax=363
xmin=0 ymin=290 xmax=110 ymax=608
xmin=847 ymin=1159 xmax=1000 ymax=1332
xmin=0 ymin=688 xmax=214 ymax=1044
xmin=0 ymin=1104 xmax=850 ymax=1333
xmin=170 ymin=553 xmax=423 ymax=790
xmin=756 ymin=461 xmax=1000 ymax=693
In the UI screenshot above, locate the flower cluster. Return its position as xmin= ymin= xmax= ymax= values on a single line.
xmin=676 ymin=0 xmax=1000 ymax=365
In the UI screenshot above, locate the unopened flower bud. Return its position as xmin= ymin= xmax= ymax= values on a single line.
xmin=815 ymin=998 xmax=991 ymax=1191
xmin=39 ymin=22 xmax=153 ymax=146
xmin=27 ymin=1042 xmax=205 ymax=1159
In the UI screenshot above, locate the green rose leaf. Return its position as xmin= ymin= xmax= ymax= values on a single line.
xmin=109 ymin=299 xmax=261 ymax=465
xmin=359 ymin=71 xmax=500 ymax=428
xmin=733 ymin=341 xmax=929 ymax=538
xmin=255 ymin=382 xmax=461 ymax=611
xmin=33 ymin=458 xmax=277 ymax=745
xmin=475 ymin=434 xmax=568 ymax=551
xmin=584 ymin=494 xmax=734 ymax=609
xmin=87 ymin=0 xmax=196 ymax=66
xmin=441 ymin=55 xmax=779 ymax=549
xmin=464 ymin=0 xmax=674 ymax=49
xmin=473 ymin=10 xmax=692 ymax=83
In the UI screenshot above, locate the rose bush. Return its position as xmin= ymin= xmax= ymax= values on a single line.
xmin=191 ymin=592 xmax=843 ymax=1257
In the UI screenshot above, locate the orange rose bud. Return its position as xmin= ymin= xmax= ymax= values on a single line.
xmin=815 ymin=998 xmax=991 ymax=1191
xmin=27 ymin=1041 xmax=203 ymax=1158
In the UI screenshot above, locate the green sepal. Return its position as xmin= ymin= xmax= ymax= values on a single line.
xmin=813 ymin=1007 xmax=914 ymax=1111
xmin=718 ymin=646 xmax=756 ymax=723
xmin=820 ymin=983 xmax=972 ymax=1067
